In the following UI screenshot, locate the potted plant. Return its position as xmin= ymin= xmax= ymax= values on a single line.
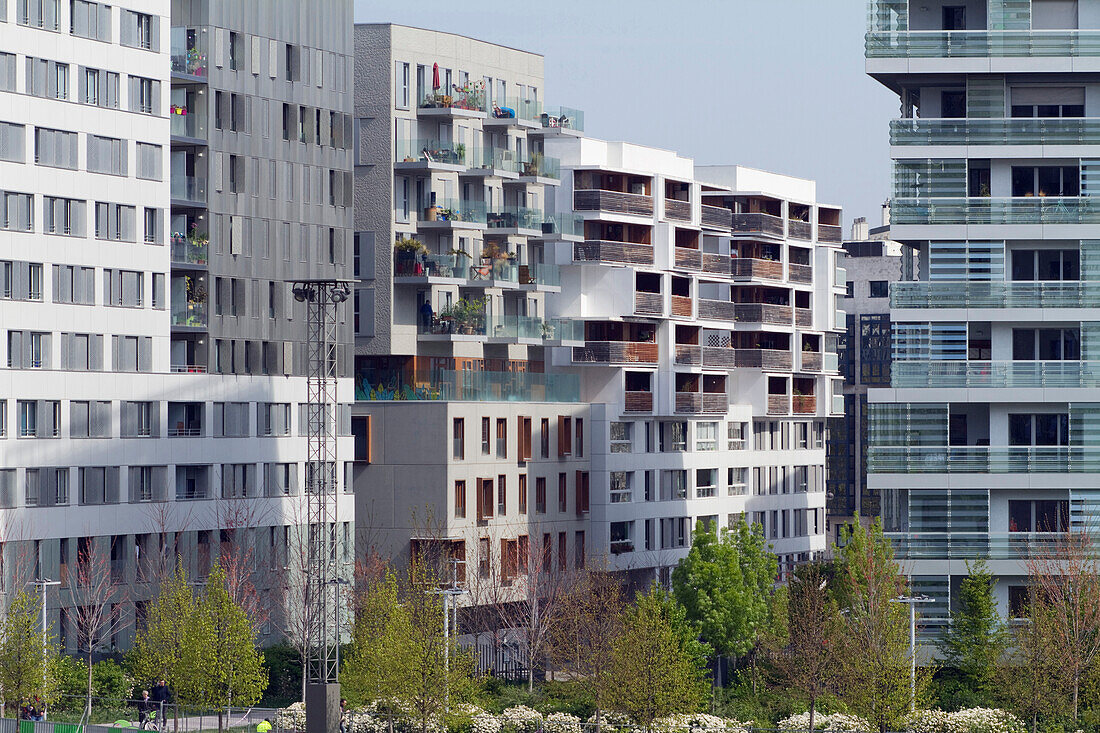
xmin=394 ymin=237 xmax=426 ymax=275
xmin=449 ymin=247 xmax=471 ymax=278
xmin=540 ymin=320 xmax=555 ymax=340
xmin=454 ymin=142 xmax=466 ymax=164
xmin=524 ymin=151 xmax=544 ymax=177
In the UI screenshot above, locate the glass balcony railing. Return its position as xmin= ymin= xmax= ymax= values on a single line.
xmin=487 ymin=207 xmax=543 ymax=231
xmin=891 ymin=280 xmax=1100 ymax=309
xmin=891 ymin=117 xmax=1100 ymax=146
xmin=418 ymin=84 xmax=487 ymax=113
xmin=356 ymin=369 xmax=580 ymax=403
xmin=394 ymin=252 xmax=461 ymax=278
xmin=487 ymin=95 xmax=542 ymax=122
xmin=170 ymin=28 xmax=207 ymax=77
xmin=824 ymin=352 xmax=839 ymax=372
xmin=867 ymin=30 xmax=1100 ymax=59
xmin=892 ymin=197 xmax=1100 ymax=225
xmin=468 ymin=147 xmax=522 ymax=175
xmin=170 ymin=109 xmax=206 ymax=140
xmin=887 ymin=533 xmax=1073 ymax=560
xmin=422 ymin=312 xmax=582 ymax=342
xmin=832 ymin=394 xmax=845 ymax=414
xmin=535 ymin=213 xmax=584 ymax=239
xmin=518 ymin=154 xmax=561 ymax=180
xmin=868 ymin=445 xmax=1099 ymax=473
xmin=520 ymin=263 xmax=561 ymax=287
xmin=170 ymin=236 xmax=208 ymax=266
xmin=893 ymin=360 xmax=1100 ymax=389
xmin=835 ymin=266 xmax=847 ymax=287
xmin=171 ymin=301 xmax=207 ymax=328
xmin=171 ymin=175 xmax=207 ymax=204
xmin=540 ymin=105 xmax=585 ymax=132
xmin=420 ymin=198 xmax=486 ymax=225
xmin=396 ymin=138 xmax=468 ymax=167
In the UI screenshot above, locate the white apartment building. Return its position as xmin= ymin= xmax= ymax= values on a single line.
xmin=0 ymin=0 xmax=354 ymax=650
xmin=866 ymin=0 xmax=1100 ymax=623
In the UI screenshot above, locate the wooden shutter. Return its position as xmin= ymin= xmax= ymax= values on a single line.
xmin=576 ymin=471 xmax=589 ymax=516
xmin=557 ymin=416 xmax=567 ymax=456
xmin=519 ymin=417 xmax=532 ymax=461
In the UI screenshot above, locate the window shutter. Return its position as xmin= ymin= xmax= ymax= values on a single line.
xmin=557 ymin=416 xmax=567 ymax=456
xmin=35 ymin=401 xmax=47 ymax=438
xmin=40 ymin=333 xmax=50 ymax=369
xmin=214 ymin=28 xmax=226 ymax=68
xmin=268 ymin=40 xmax=277 ymax=78
xmin=139 ymin=337 xmax=152 ymax=372
xmin=90 ymin=335 xmax=102 ymax=370
xmin=8 ymin=331 xmax=22 ymax=369
xmin=60 ymin=332 xmax=70 ymax=370
xmin=111 ymin=335 xmax=119 ymax=369
xmin=149 ymin=17 xmax=160 ymax=52
xmin=106 ymin=467 xmax=119 ymax=504
xmin=251 ymin=36 xmax=261 ymax=74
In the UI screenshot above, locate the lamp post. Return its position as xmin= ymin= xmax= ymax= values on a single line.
xmin=27 ymin=579 xmax=60 ymax=690
xmin=428 ymin=559 xmax=468 ymax=708
xmin=891 ymin=594 xmax=935 ymax=712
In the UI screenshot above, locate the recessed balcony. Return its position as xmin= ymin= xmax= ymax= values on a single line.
xmin=486 ymin=207 xmax=542 ymax=235
xmin=417 ymin=199 xmax=487 ymax=230
xmin=573 ymin=240 xmax=655 ymax=266
xmin=701 ymin=204 xmax=732 ymax=230
xmin=170 ymin=174 xmax=207 ymax=206
xmin=732 ymin=212 xmax=785 ymax=238
xmin=395 ymin=139 xmax=468 ymax=171
xmin=574 ymin=189 xmax=654 ymax=217
xmin=892 ymin=197 xmax=1100 ymax=225
xmin=417 ymin=86 xmax=487 ymax=118
xmin=170 ymin=27 xmax=208 ymax=79
xmin=170 ymin=233 xmax=208 ymax=268
xmin=891 ymin=281 xmax=1100 ymax=309
xmin=730 ymin=257 xmax=784 ymax=281
xmin=572 ymin=341 xmax=659 ymax=365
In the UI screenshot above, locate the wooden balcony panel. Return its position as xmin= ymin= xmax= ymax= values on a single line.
xmin=624 ymin=391 xmax=654 ymax=412
xmin=801 ymin=352 xmax=823 ymax=371
xmin=698 ymin=298 xmax=737 ymax=321
xmin=574 ymin=189 xmax=654 ymax=216
xmin=788 ymin=263 xmax=813 ymax=284
xmin=701 ymin=204 xmax=732 ymax=229
xmin=735 ymin=349 xmax=793 ymax=370
xmin=574 ymin=240 xmax=655 ymax=266
xmin=665 ymin=199 xmax=692 ymax=222
xmin=674 ymin=247 xmax=702 ymax=271
xmin=702 ymin=346 xmax=737 ymax=368
xmin=794 ymin=308 xmax=813 ymax=327
xmin=671 ymin=295 xmax=693 ymax=318
xmin=702 ymin=253 xmax=730 ymax=275
xmin=730 ymin=258 xmax=784 ymax=280
xmin=735 ymin=303 xmax=793 ymax=325
xmin=634 ymin=292 xmax=663 ymax=315
xmin=768 ymin=394 xmax=791 ymax=415
xmin=789 ymin=221 xmax=813 ymax=240
xmin=818 ymin=224 xmax=843 ymax=243
xmin=573 ymin=341 xmax=659 ymax=364
xmin=792 ymin=395 xmax=817 ymax=414
xmin=732 ymin=212 xmax=784 ymax=237
xmin=675 ymin=344 xmax=701 ymax=365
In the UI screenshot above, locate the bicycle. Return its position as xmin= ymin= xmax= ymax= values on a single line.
xmin=140 ymin=707 xmax=166 ymax=732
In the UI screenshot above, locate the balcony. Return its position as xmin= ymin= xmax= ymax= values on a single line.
xmin=519 ymin=263 xmax=561 ymax=288
xmin=357 ymin=369 xmax=580 ymax=403
xmin=675 ymin=392 xmax=728 ymax=414
xmin=674 ymin=344 xmax=700 ymax=365
xmin=665 ymin=199 xmax=692 ymax=222
xmin=171 ymin=301 xmax=207 ymax=329
xmin=824 ymin=352 xmax=839 ymax=372
xmin=396 ymin=139 xmax=468 ymax=170
xmin=792 ymin=395 xmax=817 ymax=414
xmin=732 ymin=212 xmax=785 ymax=238
xmin=537 ymin=105 xmax=585 ymax=134
xmin=395 ymin=252 xmax=465 ymax=280
xmin=170 ymin=236 xmax=208 ymax=267
xmin=730 ymin=258 xmax=784 ymax=280
xmin=574 ymin=189 xmax=654 ymax=217
xmin=735 ymin=349 xmax=793 ymax=370
xmin=572 ymin=341 xmax=659 ymax=365
xmin=533 ymin=213 xmax=584 ymax=240
xmin=516 ymin=154 xmax=560 ymax=181
xmin=767 ymin=394 xmax=790 ymax=415
xmin=418 ymin=199 xmax=487 ymax=229
xmin=788 ymin=263 xmax=813 ymax=284
xmin=865 ymin=30 xmax=1100 ymax=59
xmin=634 ymin=292 xmax=663 ymax=316
xmin=170 ymin=110 xmax=206 ymax=140
xmin=892 ymin=360 xmax=1100 ymax=389
xmin=417 ymin=86 xmax=487 ymax=117
xmin=891 ymin=117 xmax=1100 ymax=146
xmin=697 ymin=299 xmax=737 ymax=321
xmin=170 ymin=175 xmax=207 ymax=206
xmin=788 ymin=221 xmax=813 ymax=241
xmin=422 ymin=314 xmax=582 ymax=344
xmin=832 ymin=393 xmax=845 ymax=414
xmin=484 ymin=96 xmax=542 ymax=127
xmin=701 ymin=204 xmax=732 ymax=230
xmin=892 ymin=197 xmax=1100 ymax=225
xmin=466 ymin=147 xmax=522 ymax=177
xmin=890 ymin=281 xmax=1100 ymax=309
xmin=670 ymin=295 xmax=693 ymax=318
xmin=888 ymin=533 xmax=1073 ymax=561
xmin=794 ymin=307 xmax=812 ymax=327
xmin=737 ymin=303 xmax=793 ymax=326
xmin=817 ymin=223 xmax=842 ymax=243
xmin=170 ymin=29 xmax=207 ymax=78
xmin=800 ymin=351 xmax=823 ymax=372
xmin=573 ymin=240 xmax=654 ymax=266
xmin=487 ymin=206 xmax=542 ymax=233
xmin=868 ymin=446 xmax=1100 ymax=473
xmin=624 ymin=391 xmax=654 ymax=412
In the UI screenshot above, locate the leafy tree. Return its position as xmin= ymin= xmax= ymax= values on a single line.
xmin=832 ymin=518 xmax=929 ymax=733
xmin=0 ymin=590 xmax=62 ymax=716
xmin=671 ymin=521 xmax=777 ymax=662
xmin=178 ymin=564 xmax=268 ymax=731
xmin=998 ymin=598 xmax=1069 ymax=733
xmin=607 ymin=586 xmax=710 ymax=730
xmin=771 ymin=562 xmax=840 ymax=732
xmin=341 ymin=570 xmax=411 ymax=705
xmin=937 ymin=559 xmax=1007 ymax=705
xmin=129 ymin=561 xmax=195 ymax=711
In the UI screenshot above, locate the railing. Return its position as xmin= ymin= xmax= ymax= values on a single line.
xmin=675 ymin=344 xmax=701 ymax=365
xmin=170 ymin=35 xmax=207 ymax=77
xmin=887 ymin=532 xmax=1074 ymax=560
xmin=171 ymin=302 xmax=207 ymax=328
xmin=535 ymin=213 xmax=584 ymax=239
xmin=170 ymin=110 xmax=206 ymax=139
xmin=824 ymin=352 xmax=839 ymax=372
xmin=487 ymin=206 xmax=542 ymax=231
xmin=540 ymin=105 xmax=585 ymax=132
xmin=730 ymin=257 xmax=784 ymax=280
xmin=168 ymin=425 xmax=202 ymax=437
xmin=395 ymin=252 xmax=461 ymax=278
xmin=702 ymin=346 xmax=738 ymax=368
xmin=356 ymin=369 xmax=580 ymax=403
xmin=634 ymin=292 xmax=663 ymax=315
xmin=674 ymin=247 xmax=702 ymax=270
xmin=665 ymin=198 xmax=692 ymax=222
xmin=170 ymin=175 xmax=206 ymax=204
xmin=675 ymin=393 xmax=728 ymax=414
xmin=892 ymin=197 xmax=1100 ymax=225
xmin=788 ymin=220 xmax=813 ymax=240
xmin=425 ymin=315 xmax=582 ymax=342
xmin=519 ymin=263 xmax=561 ymax=287
xmin=701 ymin=204 xmax=732 ymax=229
xmin=396 ymin=138 xmax=468 ymax=166
xmin=420 ymin=198 xmax=487 ymax=225
xmin=697 ymin=298 xmax=737 ymax=321
xmin=470 ymin=146 xmax=523 ymax=175
xmin=487 ymin=95 xmax=542 ymax=123
xmin=738 ymin=303 xmax=793 ymax=325
xmin=418 ymin=85 xmax=486 ymax=112
xmin=817 ymin=223 xmax=842 ymax=243
xmin=574 ymin=189 xmax=654 ymax=216
xmin=866 ymin=29 xmax=1100 ymax=59
xmin=832 ymin=393 xmax=845 ymax=414
xmin=670 ymin=295 xmax=693 ymax=317
xmin=572 ymin=341 xmax=659 ymax=364
xmin=170 ymin=363 xmax=208 ymax=373
xmin=794 ymin=307 xmax=813 ymax=327
xmin=835 ymin=266 xmax=847 ymax=288
xmin=767 ymin=394 xmax=790 ymax=415
xmin=792 ymin=395 xmax=817 ymax=414
xmin=170 ymin=238 xmax=208 ymax=266
xmin=573 ymin=240 xmax=654 ymax=265
xmin=868 ymin=446 xmax=1100 ymax=473
xmin=891 ymin=117 xmax=1100 ymax=146
xmin=892 ymin=360 xmax=1100 ymax=389
xmin=702 ymin=253 xmax=729 ymax=275
xmin=891 ymin=280 xmax=1100 ymax=309
xmin=518 ymin=154 xmax=561 ymax=180
xmin=735 ymin=349 xmax=793 ymax=370
xmin=788 ymin=263 xmax=813 ymax=284
xmin=624 ymin=391 xmax=653 ymax=412
xmin=801 ymin=351 xmax=823 ymax=371
xmin=732 ymin=212 xmax=785 ymax=237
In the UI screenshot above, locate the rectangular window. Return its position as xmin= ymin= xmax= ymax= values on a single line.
xmin=43 ymin=197 xmax=84 ymax=236
xmin=518 ymin=416 xmax=532 ymax=462
xmin=452 ymin=480 xmax=466 ymax=519
xmin=129 ymin=76 xmax=159 ymax=114
xmin=535 ymin=477 xmax=546 ymax=514
xmin=558 ymin=473 xmax=567 ymax=513
xmin=728 ymin=467 xmax=748 ymax=495
xmin=70 ymin=1 xmax=111 ymax=41
xmin=0 ymin=122 xmax=25 ymax=163
xmin=574 ymin=531 xmax=585 ymax=570
xmin=610 ymin=471 xmax=632 ymax=503
xmin=25 ymin=57 xmax=68 ymax=99
xmin=611 ymin=422 xmax=633 ymax=453
xmin=541 ymin=418 xmax=550 ymax=458
xmin=558 ymin=416 xmax=572 ymax=456
xmin=497 ymin=475 xmax=507 ymax=515
xmin=19 ymin=0 xmax=60 ymax=30
xmin=558 ymin=532 xmax=567 ymax=572
xmin=34 ymin=127 xmax=78 ymax=169
xmin=78 ymin=67 xmax=120 ymax=108
xmin=869 ymin=280 xmax=889 ymax=298
xmin=496 ymin=418 xmax=507 ymax=458
xmin=136 ymin=143 xmax=162 ymax=181
xmin=95 ymin=203 xmax=136 ymax=241
xmin=576 ymin=418 xmax=584 ymax=457
xmin=395 ymin=61 xmax=409 ymax=109
xmin=481 ymin=417 xmax=490 ymax=454
xmin=476 ymin=478 xmax=493 ymax=521
xmin=518 ymin=475 xmax=527 ymax=514
xmin=120 ymin=10 xmax=156 ymax=51
xmin=696 ymin=468 xmax=718 ymax=498
xmin=87 ymin=135 xmax=126 ymax=176
xmin=452 ymin=418 xmax=464 ymax=459
xmin=696 ymin=422 xmax=718 ymax=451
xmin=1 ymin=191 xmax=34 ymax=231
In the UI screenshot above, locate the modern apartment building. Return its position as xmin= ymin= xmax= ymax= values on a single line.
xmin=866 ymin=0 xmax=1100 ymax=623
xmin=826 ymin=214 xmax=910 ymax=545
xmin=0 ymin=0 xmax=354 ymax=650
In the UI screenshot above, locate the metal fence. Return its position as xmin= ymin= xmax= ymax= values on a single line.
xmin=3 ymin=698 xmax=289 ymax=733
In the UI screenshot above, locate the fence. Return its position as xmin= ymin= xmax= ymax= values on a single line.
xmin=3 ymin=697 xmax=288 ymax=733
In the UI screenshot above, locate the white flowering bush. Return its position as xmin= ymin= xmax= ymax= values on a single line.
xmin=778 ymin=712 xmax=872 ymax=733
xmin=345 ymin=710 xmax=390 ymax=733
xmin=904 ymin=708 xmax=1024 ymax=733
xmin=544 ymin=711 xmax=583 ymax=733
xmin=652 ymin=713 xmax=750 ymax=733
xmin=589 ymin=712 xmax=638 ymax=733
xmin=276 ymin=702 xmax=307 ymax=732
xmin=501 ymin=706 xmax=544 ymax=733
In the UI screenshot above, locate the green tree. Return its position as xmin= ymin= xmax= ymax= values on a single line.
xmin=129 ymin=561 xmax=196 ymax=691
xmin=671 ymin=521 xmax=777 ymax=663
xmin=937 ymin=559 xmax=1007 ymax=706
xmin=0 ymin=590 xmax=62 ymax=716
xmin=607 ymin=586 xmax=710 ymax=730
xmin=340 ymin=570 xmax=411 ymax=706
xmin=998 ymin=598 xmax=1069 ymax=733
xmin=832 ymin=518 xmax=930 ymax=733
xmin=178 ymin=565 xmax=268 ymax=731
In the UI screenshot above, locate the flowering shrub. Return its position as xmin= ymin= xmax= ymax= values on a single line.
xmin=589 ymin=712 xmax=637 ymax=733
xmin=778 ymin=712 xmax=872 ymax=733
xmin=653 ymin=713 xmax=751 ymax=733
xmin=345 ymin=710 xmax=390 ymax=733
xmin=276 ymin=702 xmax=307 ymax=732
xmin=904 ymin=708 xmax=1025 ymax=733
xmin=472 ymin=712 xmax=503 ymax=733
xmin=544 ymin=711 xmax=583 ymax=733
xmin=502 ymin=706 xmax=544 ymax=733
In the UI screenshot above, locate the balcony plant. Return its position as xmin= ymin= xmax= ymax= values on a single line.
xmin=523 ymin=151 xmax=544 ymax=177
xmin=449 ymin=247 xmax=471 ymax=278
xmin=394 ymin=237 xmax=426 ymax=275
xmin=540 ymin=320 xmax=556 ymax=340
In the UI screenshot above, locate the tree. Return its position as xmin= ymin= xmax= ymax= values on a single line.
xmin=341 ymin=569 xmax=410 ymax=705
xmin=71 ymin=537 xmax=131 ymax=717
xmin=177 ymin=565 xmax=268 ymax=731
xmin=672 ymin=521 xmax=777 ymax=661
xmin=1023 ymin=530 xmax=1100 ymax=723
xmin=771 ymin=562 xmax=840 ymax=733
xmin=0 ymin=590 xmax=61 ymax=716
xmin=937 ymin=559 xmax=1007 ymax=705
xmin=548 ymin=569 xmax=625 ymax=724
xmin=607 ymin=586 xmax=710 ymax=730
xmin=998 ymin=597 xmax=1070 ymax=733
xmin=129 ymin=562 xmax=196 ymax=702
xmin=832 ymin=518 xmax=929 ymax=732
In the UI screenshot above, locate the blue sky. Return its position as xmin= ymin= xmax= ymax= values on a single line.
xmin=353 ymin=0 xmax=897 ymax=230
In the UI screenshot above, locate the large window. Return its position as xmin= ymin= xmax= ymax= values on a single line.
xmin=1012 ymin=328 xmax=1080 ymax=361
xmin=34 ymin=127 xmax=77 ymax=169
xmin=1011 ymin=249 xmax=1080 ymax=282
xmin=1011 ymin=166 xmax=1079 ymax=197
xmin=1009 ymin=413 xmax=1070 ymax=446
xmin=610 ymin=472 xmax=631 ymax=503
xmin=1009 ymin=499 xmax=1069 ymax=533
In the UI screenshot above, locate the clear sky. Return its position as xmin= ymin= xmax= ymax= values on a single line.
xmin=353 ymin=0 xmax=898 ymax=230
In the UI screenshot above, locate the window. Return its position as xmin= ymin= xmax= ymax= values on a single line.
xmin=0 ymin=400 xmax=5 ymax=438
xmin=112 ymin=335 xmax=151 ymax=372
xmin=136 ymin=143 xmax=162 ymax=181
xmin=52 ymin=265 xmax=95 ymax=304
xmin=121 ymin=401 xmax=154 ymax=438
xmin=87 ymin=136 xmax=126 ymax=176
xmin=44 ymin=197 xmax=84 ymax=236
xmin=454 ymin=480 xmax=466 ymax=519
xmin=1009 ymin=499 xmax=1069 ymax=533
xmin=540 ymin=418 xmax=550 ymax=458
xmin=25 ymin=58 xmax=68 ymax=99
xmin=0 ymin=123 xmax=25 ymax=164
xmin=104 ymin=269 xmax=144 ymax=307
xmin=453 ymin=418 xmax=465 ymax=459
xmin=574 ymin=531 xmax=585 ymax=570
xmin=18 ymin=401 xmax=36 ymax=437
xmin=518 ymin=475 xmax=527 ymax=514
xmin=535 ymin=477 xmax=546 ymax=514
xmin=129 ymin=76 xmax=159 ymax=114
xmin=558 ymin=416 xmax=572 ymax=456
xmin=34 ymin=128 xmax=78 ymax=169
xmin=844 ymin=282 xmax=854 ymax=298
xmin=19 ymin=0 xmax=60 ymax=30
xmin=1009 ymin=413 xmax=1070 ymax=446
xmin=518 ymin=416 xmax=533 ymax=462
xmin=696 ymin=422 xmax=718 ymax=451
xmin=496 ymin=418 xmax=507 ymax=458
xmin=728 ymin=422 xmax=746 ymax=450
xmin=1011 ymin=165 xmax=1079 ymax=197
xmin=95 ymin=204 xmax=136 ymax=241
xmin=497 ymin=475 xmax=506 ymax=515
xmin=576 ymin=418 xmax=583 ymax=457
xmin=0 ymin=54 xmax=14 ymax=93
xmin=476 ymin=478 xmax=493 ymax=521
xmin=1 ymin=192 xmax=34 ymax=231
xmin=395 ymin=61 xmax=410 ymax=109
xmin=610 ymin=422 xmax=632 ymax=453
xmin=661 ymin=421 xmax=688 ymax=452
xmin=71 ymin=1 xmax=111 ymax=41
xmin=869 ymin=280 xmax=889 ymax=298
xmin=1012 ymin=328 xmax=1080 ymax=361
xmin=121 ymin=10 xmax=156 ymax=51
xmin=728 ymin=467 xmax=748 ymax=495
xmin=228 ymin=32 xmax=241 ymax=70
xmin=60 ymin=332 xmax=101 ymax=370
xmin=558 ymin=473 xmax=567 ymax=513
xmin=1011 ymin=249 xmax=1080 ymax=282
xmin=610 ymin=472 xmax=631 ymax=503
xmin=18 ymin=400 xmax=60 ymax=437
xmin=70 ymin=401 xmax=110 ymax=438
xmin=78 ymin=67 xmax=120 ymax=108
xmin=481 ymin=417 xmax=490 ymax=454
xmin=558 ymin=532 xmax=567 ymax=571
xmin=143 ymin=208 xmax=160 ymax=244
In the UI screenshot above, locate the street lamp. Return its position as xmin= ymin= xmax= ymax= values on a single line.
xmin=427 ymin=559 xmax=468 ymax=708
xmin=891 ymin=594 xmax=935 ymax=712
xmin=27 ymin=579 xmax=60 ymax=690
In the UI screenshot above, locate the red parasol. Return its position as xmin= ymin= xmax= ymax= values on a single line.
xmin=432 ymin=63 xmax=440 ymax=90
